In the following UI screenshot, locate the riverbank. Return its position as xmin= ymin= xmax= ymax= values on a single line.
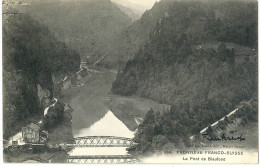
xmin=106 ymin=95 xmax=171 ymax=130
xmin=3 ymin=96 xmax=74 ymax=163
xmin=46 ymin=100 xmax=74 ymax=144
xmin=61 ymin=65 xmax=172 ymax=135
xmin=3 ymin=114 xmax=42 ymax=141
xmin=3 ymin=146 xmax=69 ymax=163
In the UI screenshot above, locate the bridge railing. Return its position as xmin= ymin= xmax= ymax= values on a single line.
xmin=62 ymin=136 xmax=136 ymax=147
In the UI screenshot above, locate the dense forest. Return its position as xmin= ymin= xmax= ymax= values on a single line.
xmin=112 ymin=0 xmax=257 ymax=154
xmin=99 ymin=0 xmax=170 ymax=69
xmin=15 ymin=0 xmax=132 ymax=64
xmin=128 ymin=95 xmax=257 ymax=156
xmin=3 ymin=14 xmax=80 ymax=139
xmin=100 ymin=0 xmax=257 ymax=69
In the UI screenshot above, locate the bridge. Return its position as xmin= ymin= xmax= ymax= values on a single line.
xmin=10 ymin=136 xmax=137 ymax=163
xmin=65 ymin=136 xmax=138 ymax=163
xmin=67 ymin=155 xmax=138 ymax=164
xmin=63 ymin=136 xmax=136 ymax=147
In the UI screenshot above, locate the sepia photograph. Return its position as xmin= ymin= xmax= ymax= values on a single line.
xmin=1 ymin=0 xmax=259 ymax=164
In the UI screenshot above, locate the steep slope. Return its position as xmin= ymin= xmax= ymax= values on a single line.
xmin=3 ymin=13 xmax=80 ymax=139
xmin=111 ymin=0 xmax=257 ymax=153
xmin=14 ymin=0 xmax=132 ymax=64
xmin=99 ymin=0 xmax=168 ymax=69
xmin=112 ymin=0 xmax=257 ymax=102
xmin=112 ymin=1 xmax=140 ymax=21
xmin=100 ymin=0 xmax=258 ymax=69
xmin=111 ymin=0 xmax=148 ymax=15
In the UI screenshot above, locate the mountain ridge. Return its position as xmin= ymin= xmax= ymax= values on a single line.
xmin=112 ymin=1 xmax=141 ymax=21
xmin=12 ymin=0 xmax=133 ymax=64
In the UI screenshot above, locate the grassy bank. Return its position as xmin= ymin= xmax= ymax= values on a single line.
xmin=106 ymin=95 xmax=171 ymax=130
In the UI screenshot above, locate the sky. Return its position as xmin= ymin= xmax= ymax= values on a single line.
xmin=127 ymin=0 xmax=160 ymax=8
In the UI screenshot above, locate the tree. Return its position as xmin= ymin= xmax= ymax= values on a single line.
xmin=42 ymin=101 xmax=65 ymax=131
xmin=142 ymin=108 xmax=156 ymax=125
xmin=152 ymin=135 xmax=169 ymax=151
xmin=224 ymin=116 xmax=229 ymax=124
xmin=241 ymin=116 xmax=248 ymax=125
xmin=217 ymin=43 xmax=227 ymax=61
xmin=162 ymin=142 xmax=175 ymax=153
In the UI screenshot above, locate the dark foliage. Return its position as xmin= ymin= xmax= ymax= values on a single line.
xmin=115 ymin=0 xmax=257 ymax=155
xmin=235 ymin=96 xmax=258 ymax=122
xmin=15 ymin=0 xmax=132 ymax=64
xmin=3 ymin=14 xmax=80 ymax=139
xmin=42 ymin=101 xmax=65 ymax=131
xmin=102 ymin=0 xmax=257 ymax=69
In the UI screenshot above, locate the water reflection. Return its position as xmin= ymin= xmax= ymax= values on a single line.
xmin=68 ymin=147 xmax=129 ymax=156
xmin=74 ymin=110 xmax=134 ymax=138
xmin=71 ymin=97 xmax=109 ymax=136
xmin=69 ymin=110 xmax=134 ymax=156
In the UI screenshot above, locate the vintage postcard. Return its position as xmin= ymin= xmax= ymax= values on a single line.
xmin=2 ymin=0 xmax=259 ymax=164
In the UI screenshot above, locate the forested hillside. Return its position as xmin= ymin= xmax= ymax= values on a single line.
xmin=112 ymin=1 xmax=141 ymax=21
xmin=112 ymin=0 xmax=257 ymax=154
xmin=100 ymin=0 xmax=257 ymax=69
xmin=14 ymin=0 xmax=132 ymax=64
xmin=3 ymin=14 xmax=80 ymax=139
xmin=99 ymin=1 xmax=169 ymax=69
xmin=111 ymin=0 xmax=148 ymax=16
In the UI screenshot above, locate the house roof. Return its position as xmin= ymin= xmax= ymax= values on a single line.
xmin=26 ymin=123 xmax=40 ymax=131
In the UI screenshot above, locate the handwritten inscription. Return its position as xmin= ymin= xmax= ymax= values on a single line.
xmin=202 ymin=133 xmax=245 ymax=142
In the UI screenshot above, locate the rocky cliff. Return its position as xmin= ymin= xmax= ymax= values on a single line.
xmin=3 ymin=13 xmax=80 ymax=139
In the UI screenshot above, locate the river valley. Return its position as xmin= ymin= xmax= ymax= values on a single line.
xmin=60 ymin=65 xmax=170 ymax=162
xmin=3 ymin=64 xmax=170 ymax=163
xmin=4 ymin=64 xmax=257 ymax=164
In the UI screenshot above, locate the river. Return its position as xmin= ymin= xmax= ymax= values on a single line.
xmin=4 ymin=65 xmax=166 ymax=163
xmin=73 ymin=110 xmax=134 ymax=138
xmin=62 ymin=66 xmax=136 ymax=158
xmin=68 ymin=110 xmax=134 ymax=156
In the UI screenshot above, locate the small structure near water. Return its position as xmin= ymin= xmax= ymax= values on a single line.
xmin=22 ymin=123 xmax=49 ymax=144
xmin=22 ymin=123 xmax=40 ymax=143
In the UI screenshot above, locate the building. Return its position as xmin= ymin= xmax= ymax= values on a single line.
xmin=22 ymin=123 xmax=40 ymax=143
